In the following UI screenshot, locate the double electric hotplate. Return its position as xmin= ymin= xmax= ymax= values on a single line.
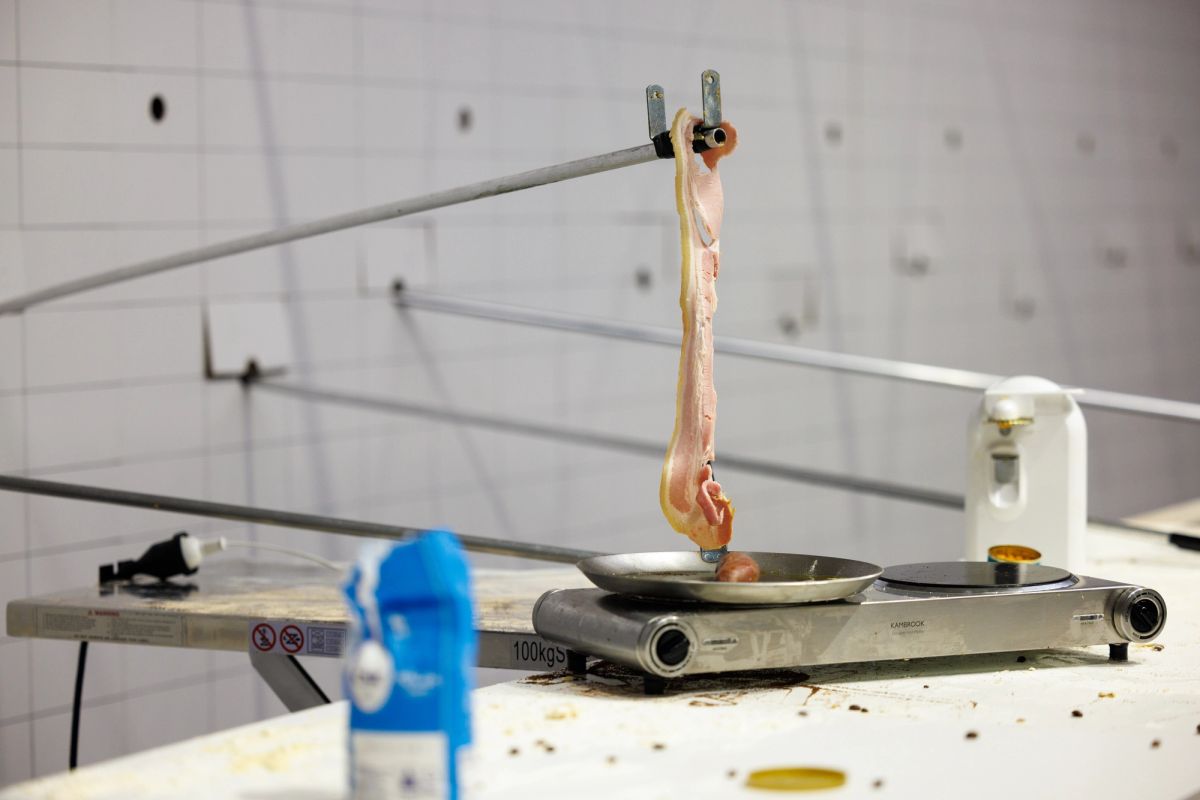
xmin=532 ymin=553 xmax=1166 ymax=690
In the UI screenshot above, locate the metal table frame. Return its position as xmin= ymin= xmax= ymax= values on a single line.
xmin=5 ymin=560 xmax=590 ymax=712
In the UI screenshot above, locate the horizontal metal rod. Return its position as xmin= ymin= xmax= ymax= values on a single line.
xmin=0 ymin=474 xmax=600 ymax=564
xmin=253 ymin=379 xmax=964 ymax=510
xmin=394 ymin=289 xmax=1200 ymax=425
xmin=256 ymin=379 xmax=1200 ymax=549
xmin=0 ymin=144 xmax=660 ymax=316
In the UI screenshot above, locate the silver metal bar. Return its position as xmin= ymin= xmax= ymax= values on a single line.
xmin=3 ymin=449 xmax=1188 ymax=559
xmin=1069 ymin=388 xmax=1200 ymax=424
xmin=265 ymin=363 xmax=1200 ymax=550
xmin=253 ymin=379 xmax=965 ymax=510
xmin=0 ymin=144 xmax=660 ymax=316
xmin=393 ymin=290 xmax=996 ymax=390
xmin=257 ymin=381 xmax=1199 ymax=534
xmin=249 ymin=651 xmax=329 ymax=712
xmin=0 ymin=474 xmax=599 ymax=563
xmin=393 ymin=289 xmax=1200 ymax=425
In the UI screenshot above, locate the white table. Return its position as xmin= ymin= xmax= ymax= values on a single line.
xmin=4 ymin=525 xmax=1200 ymax=799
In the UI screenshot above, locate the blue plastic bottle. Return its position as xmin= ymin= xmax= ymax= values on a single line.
xmin=343 ymin=531 xmax=476 ymax=800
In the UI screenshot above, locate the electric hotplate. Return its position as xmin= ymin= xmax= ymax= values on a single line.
xmin=532 ymin=560 xmax=1166 ymax=692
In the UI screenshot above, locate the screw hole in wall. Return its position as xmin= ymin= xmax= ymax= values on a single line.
xmin=634 ymin=265 xmax=653 ymax=290
xmin=1011 ymin=296 xmax=1037 ymax=321
xmin=457 ymin=106 xmax=473 ymax=133
xmin=777 ymin=313 xmax=800 ymax=337
xmin=149 ymin=94 xmax=166 ymax=123
xmin=1100 ymin=245 xmax=1129 ymax=270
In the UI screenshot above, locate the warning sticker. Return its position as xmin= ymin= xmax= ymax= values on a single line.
xmin=252 ymin=622 xmax=277 ymax=652
xmin=280 ymin=624 xmax=304 ymax=654
xmin=37 ymin=609 xmax=183 ymax=647
xmin=247 ymin=620 xmax=347 ymax=658
xmin=306 ymin=626 xmax=345 ymax=656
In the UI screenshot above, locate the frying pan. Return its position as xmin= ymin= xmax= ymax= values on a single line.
xmin=577 ymin=551 xmax=883 ymax=605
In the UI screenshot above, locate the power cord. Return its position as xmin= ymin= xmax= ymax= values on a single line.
xmin=74 ymin=532 xmax=342 ymax=768
xmin=69 ymin=641 xmax=87 ymax=770
xmin=220 ymin=539 xmax=342 ymax=571
xmin=98 ymin=532 xmax=343 ymax=583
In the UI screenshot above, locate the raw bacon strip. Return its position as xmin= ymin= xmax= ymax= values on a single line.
xmin=658 ymin=108 xmax=739 ymax=551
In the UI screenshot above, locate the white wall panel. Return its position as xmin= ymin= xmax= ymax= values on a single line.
xmin=17 ymin=0 xmax=113 ymax=64
xmin=2 ymin=0 xmax=1200 ymax=787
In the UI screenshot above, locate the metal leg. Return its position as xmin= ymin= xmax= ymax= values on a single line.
xmin=567 ymin=650 xmax=588 ymax=675
xmin=643 ymin=675 xmax=668 ymax=696
xmin=249 ymin=650 xmax=331 ymax=712
xmin=1109 ymin=643 xmax=1129 ymax=662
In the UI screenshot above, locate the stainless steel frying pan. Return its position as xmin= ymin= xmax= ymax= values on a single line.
xmin=577 ymin=551 xmax=883 ymax=605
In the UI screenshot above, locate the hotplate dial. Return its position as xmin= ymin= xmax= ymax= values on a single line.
xmin=1112 ymin=588 xmax=1166 ymax=641
xmin=647 ymin=621 xmax=694 ymax=674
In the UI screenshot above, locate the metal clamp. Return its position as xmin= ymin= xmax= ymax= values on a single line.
xmin=646 ymin=69 xmax=726 ymax=159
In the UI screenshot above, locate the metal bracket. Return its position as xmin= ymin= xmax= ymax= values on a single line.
xmin=249 ymin=650 xmax=330 ymax=712
xmin=646 ymin=84 xmax=671 ymax=158
xmin=701 ymin=69 xmax=722 ymax=129
xmin=646 ymin=69 xmax=727 ymax=159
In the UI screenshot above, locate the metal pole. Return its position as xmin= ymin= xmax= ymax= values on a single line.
xmin=255 ymin=380 xmax=1200 ymax=549
xmin=253 ymin=379 xmax=964 ymax=509
xmin=0 ymin=144 xmax=660 ymax=316
xmin=0 ymin=474 xmax=600 ymax=563
xmin=394 ymin=289 xmax=1200 ymax=425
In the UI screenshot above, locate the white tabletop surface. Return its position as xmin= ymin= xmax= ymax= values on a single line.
xmin=4 ymin=525 xmax=1200 ymax=800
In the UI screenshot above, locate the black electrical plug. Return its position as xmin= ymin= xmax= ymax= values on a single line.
xmin=98 ymin=532 xmax=223 ymax=583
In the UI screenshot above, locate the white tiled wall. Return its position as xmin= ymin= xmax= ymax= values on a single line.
xmin=3 ymin=0 xmax=1200 ymax=785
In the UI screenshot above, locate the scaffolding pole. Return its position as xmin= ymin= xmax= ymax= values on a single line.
xmin=254 ymin=378 xmax=964 ymax=509
xmin=252 ymin=378 xmax=1200 ymax=550
xmin=0 ymin=474 xmax=600 ymax=564
xmin=0 ymin=144 xmax=659 ymax=315
xmin=393 ymin=288 xmax=1200 ymax=425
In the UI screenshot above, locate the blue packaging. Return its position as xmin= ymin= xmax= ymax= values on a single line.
xmin=343 ymin=531 xmax=476 ymax=800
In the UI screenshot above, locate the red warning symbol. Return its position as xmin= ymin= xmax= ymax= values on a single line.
xmin=252 ymin=623 xmax=276 ymax=652
xmin=280 ymin=624 xmax=305 ymax=654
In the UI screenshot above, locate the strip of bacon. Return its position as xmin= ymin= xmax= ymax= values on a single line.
xmin=659 ymin=108 xmax=739 ymax=551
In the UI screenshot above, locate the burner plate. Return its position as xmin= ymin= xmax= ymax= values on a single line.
xmin=880 ymin=561 xmax=1075 ymax=591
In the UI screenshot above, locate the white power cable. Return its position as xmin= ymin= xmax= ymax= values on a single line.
xmin=217 ymin=538 xmax=344 ymax=572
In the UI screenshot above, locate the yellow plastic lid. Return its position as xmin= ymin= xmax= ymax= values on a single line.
xmin=987 ymin=544 xmax=1042 ymax=564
